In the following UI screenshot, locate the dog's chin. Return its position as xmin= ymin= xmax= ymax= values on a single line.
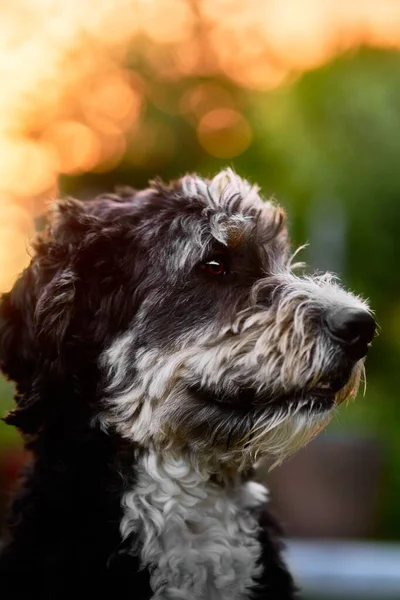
xmin=188 ymin=381 xmax=347 ymax=416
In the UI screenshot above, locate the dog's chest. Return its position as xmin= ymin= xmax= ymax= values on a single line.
xmin=120 ymin=453 xmax=266 ymax=600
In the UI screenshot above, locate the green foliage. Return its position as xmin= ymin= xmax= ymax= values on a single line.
xmin=0 ymin=377 xmax=17 ymax=445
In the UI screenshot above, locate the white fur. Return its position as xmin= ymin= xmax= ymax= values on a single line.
xmin=121 ymin=451 xmax=265 ymax=600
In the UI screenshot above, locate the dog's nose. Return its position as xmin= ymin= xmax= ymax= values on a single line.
xmin=324 ymin=307 xmax=376 ymax=360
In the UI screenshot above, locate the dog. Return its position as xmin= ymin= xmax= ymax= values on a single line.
xmin=0 ymin=169 xmax=375 ymax=599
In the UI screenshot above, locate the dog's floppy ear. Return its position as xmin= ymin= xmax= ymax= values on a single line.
xmin=0 ymin=264 xmax=43 ymax=432
xmin=0 ymin=198 xmax=98 ymax=432
xmin=0 ymin=266 xmax=39 ymax=390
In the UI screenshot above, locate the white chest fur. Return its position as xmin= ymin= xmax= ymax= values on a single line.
xmin=120 ymin=452 xmax=268 ymax=600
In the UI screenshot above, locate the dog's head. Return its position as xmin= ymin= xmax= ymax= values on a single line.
xmin=0 ymin=169 xmax=375 ymax=469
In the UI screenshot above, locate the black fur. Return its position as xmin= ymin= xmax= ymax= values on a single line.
xmin=0 ymin=182 xmax=297 ymax=598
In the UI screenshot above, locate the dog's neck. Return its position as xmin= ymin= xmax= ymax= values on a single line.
xmin=120 ymin=448 xmax=268 ymax=600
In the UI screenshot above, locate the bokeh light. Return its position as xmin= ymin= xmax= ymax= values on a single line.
xmin=197 ymin=108 xmax=252 ymax=158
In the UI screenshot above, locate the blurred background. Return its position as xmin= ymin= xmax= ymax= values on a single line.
xmin=0 ymin=0 xmax=400 ymax=597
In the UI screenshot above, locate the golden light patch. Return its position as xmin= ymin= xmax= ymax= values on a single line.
xmin=197 ymin=108 xmax=252 ymax=159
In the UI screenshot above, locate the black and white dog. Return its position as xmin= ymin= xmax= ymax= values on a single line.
xmin=0 ymin=169 xmax=375 ymax=599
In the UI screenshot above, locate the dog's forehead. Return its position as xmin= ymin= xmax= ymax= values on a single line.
xmin=180 ymin=168 xmax=265 ymax=212
xmin=177 ymin=169 xmax=285 ymax=251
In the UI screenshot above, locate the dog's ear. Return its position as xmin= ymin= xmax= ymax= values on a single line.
xmin=0 ymin=266 xmax=39 ymax=390
xmin=0 ymin=198 xmax=100 ymax=432
xmin=30 ymin=197 xmax=107 ymax=350
xmin=1 ymin=193 xmax=144 ymax=433
xmin=0 ymin=264 xmax=43 ymax=432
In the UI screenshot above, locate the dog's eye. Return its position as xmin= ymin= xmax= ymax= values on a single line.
xmin=200 ymin=259 xmax=227 ymax=276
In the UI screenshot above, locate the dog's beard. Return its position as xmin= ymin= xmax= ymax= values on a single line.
xmin=161 ymin=360 xmax=363 ymax=471
xmin=99 ymin=342 xmax=364 ymax=473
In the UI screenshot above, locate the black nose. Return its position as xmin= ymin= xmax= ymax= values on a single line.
xmin=324 ymin=307 xmax=376 ymax=360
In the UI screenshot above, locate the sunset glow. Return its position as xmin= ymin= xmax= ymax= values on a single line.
xmin=1 ymin=0 xmax=400 ymax=289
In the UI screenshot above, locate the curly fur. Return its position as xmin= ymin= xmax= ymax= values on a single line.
xmin=0 ymin=168 xmax=374 ymax=599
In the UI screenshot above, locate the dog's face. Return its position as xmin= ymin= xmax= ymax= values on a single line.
xmin=0 ymin=170 xmax=375 ymax=470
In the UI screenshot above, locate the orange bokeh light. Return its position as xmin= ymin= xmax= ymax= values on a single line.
xmin=197 ymin=108 xmax=252 ymax=158
xmin=81 ymin=71 xmax=143 ymax=133
xmin=43 ymin=121 xmax=101 ymax=174
xmin=180 ymin=83 xmax=235 ymax=122
xmin=0 ymin=139 xmax=57 ymax=197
